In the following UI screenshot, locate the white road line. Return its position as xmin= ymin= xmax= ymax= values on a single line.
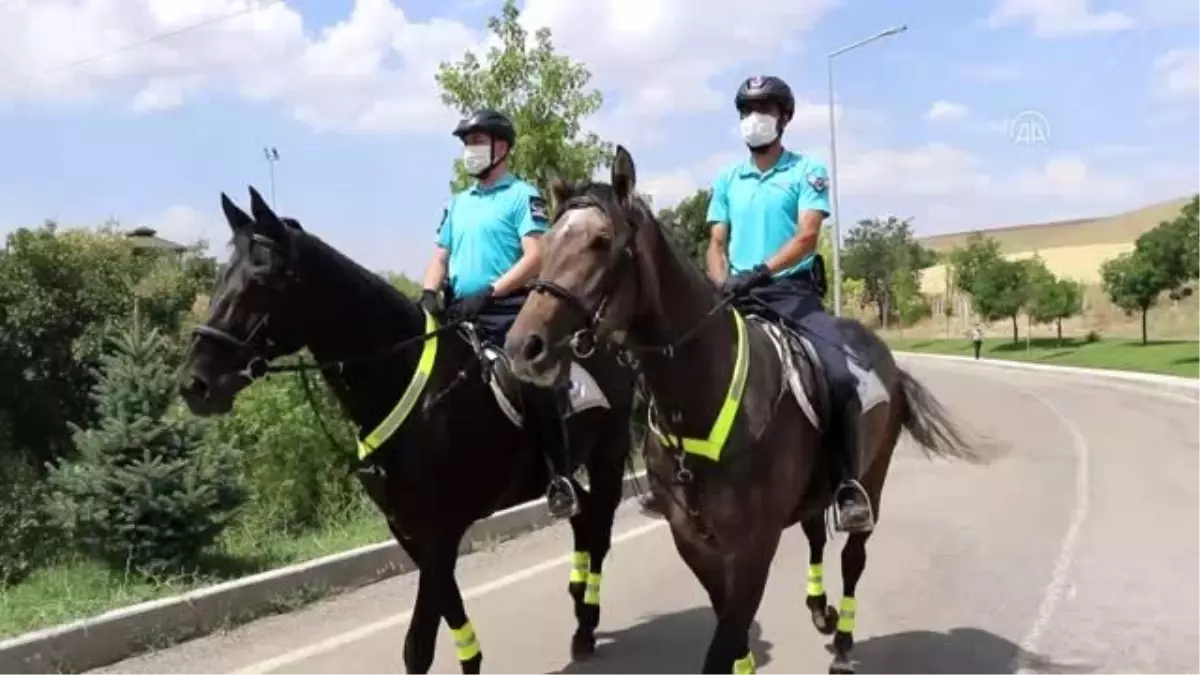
xmin=233 ymin=519 xmax=669 ymax=675
xmin=1016 ymin=389 xmax=1091 ymax=674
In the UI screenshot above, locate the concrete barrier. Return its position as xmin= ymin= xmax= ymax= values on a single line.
xmin=895 ymin=350 xmax=1199 ymax=392
xmin=0 ymin=470 xmax=650 ymax=675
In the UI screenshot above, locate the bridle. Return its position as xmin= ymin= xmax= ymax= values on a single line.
xmin=525 ymin=193 xmax=642 ymax=360
xmin=190 ymin=232 xmax=300 ymax=381
xmin=526 ymin=192 xmax=737 ymax=364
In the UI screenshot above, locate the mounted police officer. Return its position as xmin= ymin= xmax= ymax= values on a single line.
xmin=701 ymin=75 xmax=873 ymax=533
xmin=419 ymin=108 xmax=579 ymax=520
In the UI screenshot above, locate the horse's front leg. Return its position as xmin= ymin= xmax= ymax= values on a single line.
xmin=403 ymin=529 xmax=481 ymax=674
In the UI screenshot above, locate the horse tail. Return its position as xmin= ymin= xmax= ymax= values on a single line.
xmin=898 ymin=368 xmax=991 ymax=464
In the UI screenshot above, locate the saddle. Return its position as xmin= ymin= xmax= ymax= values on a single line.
xmin=455 ymin=322 xmax=611 ymax=429
xmin=744 ymin=312 xmax=890 ymax=432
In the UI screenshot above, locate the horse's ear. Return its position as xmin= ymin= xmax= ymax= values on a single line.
xmin=248 ymin=186 xmax=285 ymax=239
xmin=221 ymin=192 xmax=253 ymax=233
xmin=548 ymin=178 xmax=571 ymax=215
xmin=280 ymin=217 xmax=304 ymax=232
xmin=611 ymin=145 xmax=637 ymax=206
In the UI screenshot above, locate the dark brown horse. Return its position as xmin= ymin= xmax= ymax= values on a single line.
xmin=178 ymin=188 xmax=638 ymax=673
xmin=503 ymin=146 xmax=989 ymax=674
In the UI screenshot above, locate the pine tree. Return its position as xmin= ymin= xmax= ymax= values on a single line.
xmin=45 ymin=316 xmax=246 ymax=575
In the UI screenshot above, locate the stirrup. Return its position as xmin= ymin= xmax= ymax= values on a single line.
xmin=546 ymin=475 xmax=580 ymax=519
xmin=833 ymin=479 xmax=875 ymax=533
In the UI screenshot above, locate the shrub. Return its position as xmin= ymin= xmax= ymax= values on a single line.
xmin=43 ymin=320 xmax=245 ymax=575
xmin=210 ymin=360 xmax=362 ymax=535
xmin=0 ymin=453 xmax=59 ymax=586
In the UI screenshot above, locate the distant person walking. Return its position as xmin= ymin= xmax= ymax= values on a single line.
xmin=970 ymin=324 xmax=984 ymax=360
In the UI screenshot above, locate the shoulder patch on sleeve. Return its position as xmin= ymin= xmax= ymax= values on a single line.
xmin=435 ymin=202 xmax=450 ymax=238
xmin=529 ymin=195 xmax=549 ymax=222
xmin=807 ymin=172 xmax=828 ymax=193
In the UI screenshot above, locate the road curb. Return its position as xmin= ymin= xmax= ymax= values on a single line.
xmin=895 ymin=350 xmax=1199 ymax=391
xmin=0 ymin=470 xmax=650 ymax=675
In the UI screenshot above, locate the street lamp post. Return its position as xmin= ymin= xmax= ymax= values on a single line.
xmin=827 ymin=24 xmax=907 ymax=317
xmin=263 ymin=146 xmax=280 ymax=208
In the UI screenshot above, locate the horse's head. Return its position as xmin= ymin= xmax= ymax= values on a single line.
xmin=178 ymin=187 xmax=311 ymax=416
xmin=506 ymin=145 xmax=657 ymax=387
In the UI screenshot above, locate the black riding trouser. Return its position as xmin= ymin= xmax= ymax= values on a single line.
xmin=742 ymin=273 xmax=863 ymax=489
xmin=469 ymin=293 xmax=570 ymax=475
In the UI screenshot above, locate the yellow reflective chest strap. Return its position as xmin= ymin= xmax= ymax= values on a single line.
xmin=356 ymin=309 xmax=440 ymax=460
xmin=648 ymin=308 xmax=750 ymax=462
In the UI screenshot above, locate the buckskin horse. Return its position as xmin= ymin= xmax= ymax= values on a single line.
xmin=177 ymin=187 xmax=638 ymax=674
xmin=503 ymin=146 xmax=990 ymax=674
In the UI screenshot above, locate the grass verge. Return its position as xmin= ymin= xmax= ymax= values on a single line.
xmin=0 ymin=505 xmax=390 ymax=641
xmin=887 ymin=336 xmax=1199 ymax=378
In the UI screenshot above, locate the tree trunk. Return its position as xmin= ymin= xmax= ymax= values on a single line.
xmin=1141 ymin=307 xmax=1148 ymax=345
xmin=1056 ymin=318 xmax=1062 ymax=346
xmin=1011 ymin=315 xmax=1019 ymax=343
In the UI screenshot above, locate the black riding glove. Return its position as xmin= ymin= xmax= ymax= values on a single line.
xmin=419 ymin=289 xmax=442 ymax=317
xmin=720 ymin=264 xmax=772 ymax=297
xmin=447 ymin=285 xmax=494 ymax=322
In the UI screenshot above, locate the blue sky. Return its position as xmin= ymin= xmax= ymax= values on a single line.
xmin=0 ymin=0 xmax=1196 ymax=277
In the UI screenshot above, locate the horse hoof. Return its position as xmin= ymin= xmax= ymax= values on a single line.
xmin=570 ymin=631 xmax=596 ymax=660
xmin=812 ymin=606 xmax=839 ymax=636
xmin=829 ymin=656 xmax=854 ymax=674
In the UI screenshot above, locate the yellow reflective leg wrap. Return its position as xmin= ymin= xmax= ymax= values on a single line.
xmin=733 ymin=651 xmax=757 ymax=674
xmin=583 ymin=571 xmax=602 ymax=606
xmin=450 ymin=621 xmax=481 ymax=662
xmin=837 ymin=596 xmax=857 ymax=633
xmin=570 ymin=551 xmax=590 ymax=584
xmin=806 ymin=563 xmax=825 ymax=597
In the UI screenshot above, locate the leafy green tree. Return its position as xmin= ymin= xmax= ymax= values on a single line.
xmin=657 ymin=188 xmax=712 ymax=268
xmin=1029 ymin=276 xmax=1083 ymax=345
xmin=1101 ymin=250 xmax=1167 ymax=344
xmin=1133 ymin=195 xmax=1199 ymax=297
xmin=43 ymin=319 xmax=245 ymax=574
xmin=947 ymin=232 xmax=1004 ymax=297
xmin=841 ymin=216 xmax=936 ymax=326
xmin=970 ymin=257 xmax=1030 ymax=342
xmin=435 ymin=0 xmax=611 ymax=193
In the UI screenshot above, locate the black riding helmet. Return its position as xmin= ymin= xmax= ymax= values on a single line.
xmin=452 ymin=108 xmax=516 ymax=145
xmin=735 ymin=76 xmax=795 ymax=121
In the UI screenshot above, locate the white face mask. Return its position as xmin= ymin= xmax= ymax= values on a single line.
xmin=462 ymin=143 xmax=493 ymax=176
xmin=739 ymin=112 xmax=779 ymax=149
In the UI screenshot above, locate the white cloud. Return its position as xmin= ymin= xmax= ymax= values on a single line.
xmin=1010 ymin=156 xmax=1136 ymax=202
xmin=0 ymin=0 xmax=838 ymax=138
xmin=640 ymin=151 xmax=740 ymax=206
xmin=926 ymin=100 xmax=969 ymax=122
xmin=0 ymin=0 xmax=479 ymax=134
xmin=839 ymin=143 xmax=992 ymax=196
xmin=985 ymin=0 xmax=1135 ymax=37
xmin=1152 ymin=47 xmax=1200 ymax=99
xmin=517 ymin=0 xmax=837 ymax=135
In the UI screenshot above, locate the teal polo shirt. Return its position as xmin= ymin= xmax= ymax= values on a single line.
xmin=705 ymin=150 xmax=831 ymax=278
xmin=435 ymin=173 xmax=550 ymax=297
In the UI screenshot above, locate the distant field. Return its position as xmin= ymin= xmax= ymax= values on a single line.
xmin=888 ymin=336 xmax=1199 ymax=379
xmin=917 ymin=195 xmax=1194 ymax=294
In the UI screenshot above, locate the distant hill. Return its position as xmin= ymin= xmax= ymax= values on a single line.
xmin=918 ymin=195 xmax=1195 ymax=292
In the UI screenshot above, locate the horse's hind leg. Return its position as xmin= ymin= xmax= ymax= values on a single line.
xmin=404 ymin=530 xmax=483 ymax=675
xmin=828 ymin=444 xmax=894 ymax=675
xmin=800 ymin=516 xmax=838 ymax=635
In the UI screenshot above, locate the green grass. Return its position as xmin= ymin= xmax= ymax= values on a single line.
xmin=0 ymin=507 xmax=390 ymax=640
xmin=0 ymin=461 xmax=652 ymax=642
xmin=888 ymin=336 xmax=1199 ymax=378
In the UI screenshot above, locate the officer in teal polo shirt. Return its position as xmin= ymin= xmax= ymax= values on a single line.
xmin=707 ymin=75 xmax=873 ymax=534
xmin=419 ymin=108 xmax=578 ymax=520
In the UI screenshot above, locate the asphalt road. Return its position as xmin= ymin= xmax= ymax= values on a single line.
xmin=97 ymin=358 xmax=1199 ymax=674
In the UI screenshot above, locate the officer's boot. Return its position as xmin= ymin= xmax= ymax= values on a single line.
xmin=833 ymin=398 xmax=875 ymax=534
xmin=528 ymin=383 xmax=579 ymax=520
